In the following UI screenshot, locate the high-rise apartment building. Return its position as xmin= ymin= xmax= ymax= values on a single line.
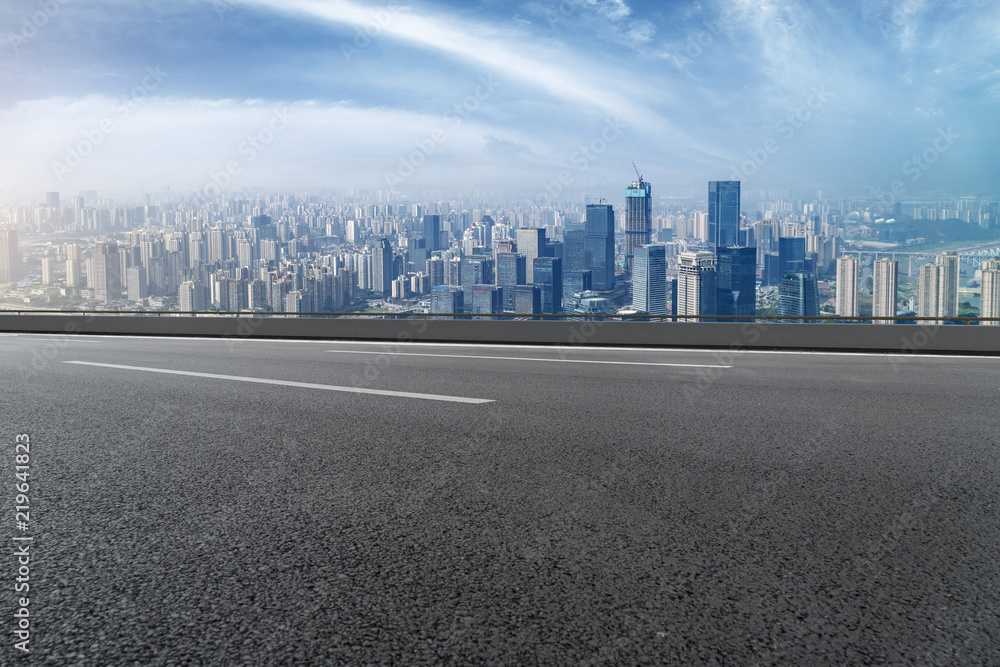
xmin=179 ymin=281 xmax=205 ymax=312
xmin=708 ymin=181 xmax=740 ymax=250
xmin=872 ymin=258 xmax=898 ymax=324
xmin=836 ymin=256 xmax=860 ymax=317
xmin=981 ymin=258 xmax=1000 ymax=326
xmin=632 ymin=244 xmax=667 ymax=316
xmin=918 ymin=253 xmax=960 ymax=321
xmin=0 ymin=228 xmax=20 ymax=282
xmin=677 ymin=251 xmax=717 ymax=321
xmin=716 ymin=246 xmax=757 ymax=321
xmin=585 ymin=204 xmax=615 ymax=290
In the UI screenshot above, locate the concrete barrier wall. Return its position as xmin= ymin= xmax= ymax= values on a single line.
xmin=2 ymin=314 xmax=999 ymax=354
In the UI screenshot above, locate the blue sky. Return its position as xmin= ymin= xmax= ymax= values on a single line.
xmin=1 ymin=0 xmax=998 ymax=201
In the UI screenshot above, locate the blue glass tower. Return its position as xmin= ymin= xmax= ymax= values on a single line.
xmin=585 ymin=204 xmax=615 ymax=290
xmin=708 ymin=181 xmax=741 ymax=251
xmin=716 ymin=246 xmax=757 ymax=321
xmin=533 ymin=256 xmax=563 ymax=314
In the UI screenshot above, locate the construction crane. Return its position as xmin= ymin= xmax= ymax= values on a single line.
xmin=632 ymin=162 xmax=643 ymax=182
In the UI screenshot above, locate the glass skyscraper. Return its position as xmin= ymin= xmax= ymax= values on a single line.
xmin=632 ymin=244 xmax=667 ymax=316
xmin=584 ymin=204 xmax=615 ymax=290
xmin=624 ymin=177 xmax=652 ymax=276
xmin=708 ymin=181 xmax=740 ymax=251
xmin=533 ymin=256 xmax=562 ymax=314
xmin=563 ymin=222 xmax=586 ymax=273
xmin=778 ymin=271 xmax=820 ymax=322
xmin=716 ymin=246 xmax=757 ymax=321
xmin=422 ymin=214 xmax=441 ymax=251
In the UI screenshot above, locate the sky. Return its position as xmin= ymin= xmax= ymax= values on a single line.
xmin=1 ymin=0 xmax=998 ymax=202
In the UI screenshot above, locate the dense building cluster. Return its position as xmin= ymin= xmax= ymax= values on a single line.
xmin=1 ymin=182 xmax=998 ymax=324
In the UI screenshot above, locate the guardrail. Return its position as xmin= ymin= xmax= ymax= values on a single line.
xmin=1 ymin=310 xmax=999 ymax=325
xmin=1 ymin=310 xmax=998 ymax=355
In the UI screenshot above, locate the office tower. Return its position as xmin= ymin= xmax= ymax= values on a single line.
xmin=563 ymin=270 xmax=592 ymax=310
xmin=836 ymin=256 xmax=860 ymax=317
xmin=126 ymin=266 xmax=148 ymax=301
xmin=427 ymin=257 xmax=445 ymax=287
xmin=431 ymin=285 xmax=464 ymax=317
xmin=624 ymin=176 xmax=652 ymax=270
xmin=46 ymin=192 xmax=60 ymax=209
xmin=708 ymin=181 xmax=741 ymax=250
xmin=873 ymin=258 xmax=898 ymax=324
xmin=632 ymin=244 xmax=667 ymax=315
xmin=407 ymin=237 xmax=428 ymax=273
xmin=372 ymin=238 xmax=394 ymax=295
xmin=0 ymin=228 xmax=19 ymax=282
xmin=676 ymin=251 xmax=717 ymax=321
xmin=778 ymin=236 xmax=806 ymax=274
xmin=533 ymin=256 xmax=562 ymax=314
xmin=472 ymin=285 xmax=502 ymax=319
xmin=563 ymin=222 xmax=586 ymax=273
xmin=778 ymin=271 xmax=820 ymax=322
xmin=496 ymin=252 xmax=526 ymax=312
xmin=461 ymin=257 xmax=494 ymax=313
xmin=515 ymin=285 xmax=541 ymax=316
xmin=179 ymin=281 xmax=205 ymax=312
xmin=716 ymin=246 xmax=757 ymax=321
xmin=516 ymin=228 xmax=547 ymax=283
xmin=918 ymin=253 xmax=960 ymax=321
xmin=423 ymin=215 xmax=442 ymax=251
xmin=981 ymin=258 xmax=1000 ymax=325
xmin=585 ymin=204 xmax=615 ymax=290
xmin=93 ymin=241 xmax=121 ymax=302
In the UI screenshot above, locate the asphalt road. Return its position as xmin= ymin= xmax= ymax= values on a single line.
xmin=1 ymin=334 xmax=999 ymax=666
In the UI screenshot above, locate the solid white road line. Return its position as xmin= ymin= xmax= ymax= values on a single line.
xmin=63 ymin=361 xmax=494 ymax=404
xmin=325 ymin=350 xmax=732 ymax=368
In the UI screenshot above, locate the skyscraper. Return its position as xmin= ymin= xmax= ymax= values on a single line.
xmin=93 ymin=241 xmax=122 ymax=302
xmin=716 ymin=246 xmax=757 ymax=321
xmin=624 ymin=177 xmax=652 ymax=276
xmin=563 ymin=222 xmax=586 ymax=273
xmin=632 ymin=244 xmax=667 ymax=315
xmin=708 ymin=181 xmax=740 ymax=250
xmin=585 ymin=204 xmax=615 ymax=290
xmin=179 ymin=281 xmax=205 ymax=312
xmin=533 ymin=256 xmax=563 ymax=314
xmin=778 ymin=271 xmax=820 ymax=322
xmin=873 ymin=258 xmax=898 ymax=324
xmin=778 ymin=236 xmax=807 ymax=275
xmin=836 ymin=256 xmax=860 ymax=317
xmin=461 ymin=256 xmax=494 ymax=313
xmin=981 ymin=258 xmax=1000 ymax=326
xmin=517 ymin=228 xmax=547 ymax=283
xmin=496 ymin=252 xmax=526 ymax=312
xmin=422 ymin=214 xmax=442 ymax=251
xmin=677 ymin=251 xmax=717 ymax=322
xmin=372 ymin=238 xmax=394 ymax=295
xmin=515 ymin=285 xmax=541 ymax=316
xmin=0 ymin=228 xmax=20 ymax=282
